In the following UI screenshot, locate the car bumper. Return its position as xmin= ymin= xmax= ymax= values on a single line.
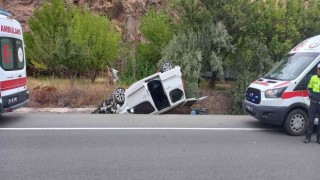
xmin=0 ymin=99 xmax=28 ymax=114
xmin=242 ymin=100 xmax=287 ymax=125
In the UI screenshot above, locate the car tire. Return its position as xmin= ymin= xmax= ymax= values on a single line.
xmin=283 ymin=109 xmax=308 ymax=136
xmin=113 ymin=87 xmax=125 ymax=104
xmin=160 ymin=61 xmax=173 ymax=73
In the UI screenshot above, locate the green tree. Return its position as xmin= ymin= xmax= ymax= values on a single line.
xmin=194 ymin=0 xmax=320 ymax=114
xmin=175 ymin=0 xmax=234 ymax=88
xmin=69 ymin=8 xmax=121 ymax=83
xmin=160 ymin=22 xmax=233 ymax=97
xmin=197 ymin=22 xmax=234 ymax=88
xmin=298 ymin=0 xmax=320 ymax=39
xmin=52 ymin=34 xmax=86 ymax=83
xmin=160 ymin=30 xmax=202 ymax=98
xmin=205 ymin=0 xmax=320 ymax=60
xmin=134 ymin=9 xmax=173 ymax=80
xmin=26 ymin=0 xmax=73 ymax=75
xmin=175 ymin=0 xmax=212 ymax=30
xmin=230 ymin=38 xmax=272 ymax=114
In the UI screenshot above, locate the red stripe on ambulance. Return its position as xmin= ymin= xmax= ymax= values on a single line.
xmin=274 ymin=81 xmax=290 ymax=88
xmin=282 ymin=90 xmax=309 ymax=99
xmin=253 ymin=81 xmax=269 ymax=86
xmin=0 ymin=77 xmax=27 ymax=91
xmin=17 ymin=77 xmax=27 ymax=87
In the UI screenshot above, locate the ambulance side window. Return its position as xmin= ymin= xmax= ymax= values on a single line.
xmin=294 ymin=65 xmax=317 ymax=91
xmin=16 ymin=40 xmax=24 ymax=69
xmin=0 ymin=38 xmax=14 ymax=70
xmin=0 ymin=38 xmax=24 ymax=71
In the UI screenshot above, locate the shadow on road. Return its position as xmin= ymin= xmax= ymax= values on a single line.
xmin=246 ymin=120 xmax=280 ymax=129
xmin=0 ymin=114 xmax=24 ymax=127
xmin=245 ymin=120 xmax=320 ymax=137
xmin=245 ymin=120 xmax=289 ymax=136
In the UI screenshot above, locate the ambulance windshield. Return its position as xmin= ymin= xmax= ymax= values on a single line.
xmin=264 ymin=52 xmax=320 ymax=81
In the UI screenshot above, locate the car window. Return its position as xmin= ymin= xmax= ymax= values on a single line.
xmin=294 ymin=64 xmax=317 ymax=91
xmin=0 ymin=38 xmax=24 ymax=71
xmin=1 ymin=38 xmax=14 ymax=70
xmin=265 ymin=52 xmax=319 ymax=81
xmin=16 ymin=40 xmax=24 ymax=69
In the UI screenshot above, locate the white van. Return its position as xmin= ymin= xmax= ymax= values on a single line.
xmin=94 ymin=62 xmax=206 ymax=114
xmin=0 ymin=9 xmax=29 ymax=114
xmin=243 ymin=35 xmax=320 ymax=136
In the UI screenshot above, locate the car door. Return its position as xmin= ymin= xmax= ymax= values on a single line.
xmin=294 ymin=64 xmax=318 ymax=124
xmin=0 ymin=37 xmax=19 ymax=97
xmin=183 ymin=96 xmax=208 ymax=107
xmin=159 ymin=68 xmax=184 ymax=105
xmin=12 ymin=21 xmax=27 ymax=94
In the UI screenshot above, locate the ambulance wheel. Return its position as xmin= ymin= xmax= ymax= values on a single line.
xmin=114 ymin=87 xmax=125 ymax=105
xmin=283 ymin=109 xmax=308 ymax=136
xmin=160 ymin=61 xmax=173 ymax=73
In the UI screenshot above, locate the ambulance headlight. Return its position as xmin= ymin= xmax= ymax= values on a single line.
xmin=265 ymin=87 xmax=287 ymax=98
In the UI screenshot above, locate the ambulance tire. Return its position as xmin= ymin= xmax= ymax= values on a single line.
xmin=283 ymin=109 xmax=308 ymax=136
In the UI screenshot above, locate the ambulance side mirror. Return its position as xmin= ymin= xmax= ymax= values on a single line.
xmin=295 ymin=74 xmax=311 ymax=91
xmin=299 ymin=81 xmax=307 ymax=87
xmin=306 ymin=74 xmax=312 ymax=82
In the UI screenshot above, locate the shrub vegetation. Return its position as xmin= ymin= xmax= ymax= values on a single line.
xmin=25 ymin=0 xmax=320 ymax=112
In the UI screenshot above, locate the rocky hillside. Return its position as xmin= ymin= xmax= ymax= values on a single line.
xmin=0 ymin=0 xmax=165 ymax=42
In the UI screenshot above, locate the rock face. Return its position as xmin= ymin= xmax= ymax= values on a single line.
xmin=0 ymin=0 xmax=164 ymax=42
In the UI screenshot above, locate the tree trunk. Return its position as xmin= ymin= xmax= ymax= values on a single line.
xmin=131 ymin=43 xmax=136 ymax=80
xmin=91 ymin=69 xmax=98 ymax=83
xmin=69 ymin=72 xmax=75 ymax=87
xmin=209 ymin=71 xmax=217 ymax=89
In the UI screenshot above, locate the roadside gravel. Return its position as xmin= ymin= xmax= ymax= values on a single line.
xmin=14 ymin=107 xmax=96 ymax=113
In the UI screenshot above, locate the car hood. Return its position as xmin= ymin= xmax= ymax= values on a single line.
xmin=249 ymin=78 xmax=291 ymax=91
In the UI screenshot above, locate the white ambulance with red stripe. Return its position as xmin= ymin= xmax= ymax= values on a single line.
xmin=243 ymin=35 xmax=320 ymax=136
xmin=0 ymin=9 xmax=29 ymax=114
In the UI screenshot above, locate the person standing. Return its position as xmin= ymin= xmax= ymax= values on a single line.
xmin=304 ymin=63 xmax=320 ymax=143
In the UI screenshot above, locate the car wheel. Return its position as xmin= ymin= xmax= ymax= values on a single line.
xmin=160 ymin=61 xmax=173 ymax=73
xmin=113 ymin=87 xmax=125 ymax=104
xmin=283 ymin=109 xmax=308 ymax=136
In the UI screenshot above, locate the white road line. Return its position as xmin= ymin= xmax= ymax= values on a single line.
xmin=0 ymin=127 xmax=280 ymax=131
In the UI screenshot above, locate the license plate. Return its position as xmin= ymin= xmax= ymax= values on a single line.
xmin=245 ymin=104 xmax=254 ymax=112
xmin=8 ymin=96 xmax=18 ymax=105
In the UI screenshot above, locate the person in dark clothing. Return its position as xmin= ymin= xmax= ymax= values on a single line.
xmin=304 ymin=63 xmax=320 ymax=144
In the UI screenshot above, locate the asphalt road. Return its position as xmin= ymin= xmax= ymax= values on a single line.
xmin=0 ymin=113 xmax=319 ymax=180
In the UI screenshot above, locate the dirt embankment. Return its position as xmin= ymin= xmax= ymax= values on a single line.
xmin=27 ymin=78 xmax=116 ymax=109
xmin=27 ymin=77 xmax=233 ymax=114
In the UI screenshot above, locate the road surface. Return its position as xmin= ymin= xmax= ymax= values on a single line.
xmin=0 ymin=113 xmax=319 ymax=180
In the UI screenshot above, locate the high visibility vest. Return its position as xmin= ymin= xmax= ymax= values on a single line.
xmin=308 ymin=75 xmax=320 ymax=93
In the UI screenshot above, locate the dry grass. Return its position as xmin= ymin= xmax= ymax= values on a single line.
xmin=27 ymin=77 xmax=117 ymax=108
xmin=199 ymin=80 xmax=233 ymax=91
xmin=27 ymin=77 xmax=232 ymax=108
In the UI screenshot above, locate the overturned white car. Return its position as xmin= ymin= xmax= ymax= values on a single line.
xmin=93 ymin=62 xmax=206 ymax=114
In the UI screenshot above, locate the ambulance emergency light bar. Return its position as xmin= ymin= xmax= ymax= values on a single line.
xmin=0 ymin=8 xmax=12 ymax=17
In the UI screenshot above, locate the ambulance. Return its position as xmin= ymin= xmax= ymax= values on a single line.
xmin=0 ymin=9 xmax=29 ymax=114
xmin=242 ymin=35 xmax=320 ymax=136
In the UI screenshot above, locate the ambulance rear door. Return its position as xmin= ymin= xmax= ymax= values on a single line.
xmin=11 ymin=20 xmax=27 ymax=95
xmin=0 ymin=16 xmax=26 ymax=107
